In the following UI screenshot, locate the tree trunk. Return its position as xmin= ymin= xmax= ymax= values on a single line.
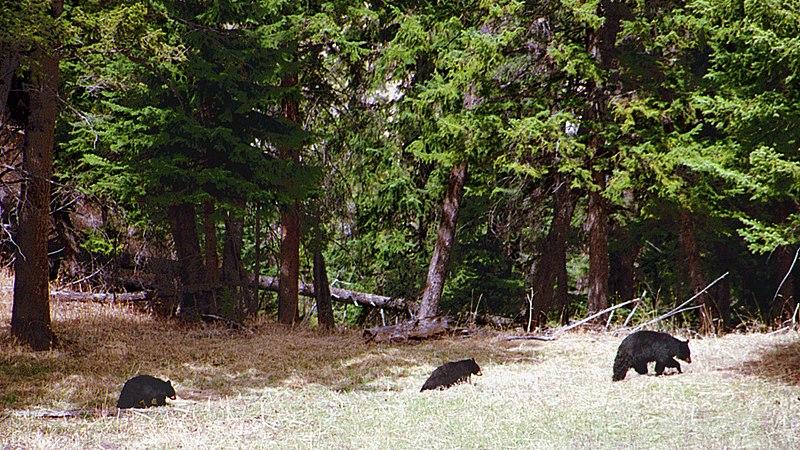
xmin=530 ymin=178 xmax=575 ymax=326
xmin=586 ymin=170 xmax=609 ymax=317
xmin=10 ymin=0 xmax=62 ymax=351
xmin=222 ymin=208 xmax=251 ymax=318
xmin=252 ymin=207 xmax=261 ymax=314
xmin=581 ymin=1 xmax=629 ymax=320
xmin=678 ymin=208 xmax=714 ymax=333
xmin=313 ymin=248 xmax=335 ymax=331
xmin=610 ymin=224 xmax=639 ymax=304
xmin=0 ymin=46 xmax=19 ymax=117
xmin=168 ymin=202 xmax=211 ymax=317
xmin=277 ymin=72 xmax=301 ymax=325
xmin=202 ymin=200 xmax=219 ymax=283
xmin=418 ymin=161 xmax=468 ymax=319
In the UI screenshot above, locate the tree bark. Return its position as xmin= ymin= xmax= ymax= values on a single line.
xmin=252 ymin=207 xmax=261 ymax=314
xmin=678 ymin=208 xmax=713 ymax=333
xmin=222 ymin=208 xmax=251 ymax=318
xmin=168 ymin=202 xmax=211 ymax=317
xmin=277 ymin=72 xmax=301 ymax=325
xmin=10 ymin=0 xmax=62 ymax=351
xmin=586 ymin=169 xmax=609 ymax=316
xmin=609 ymin=224 xmax=639 ymax=304
xmin=0 ymin=45 xmax=19 ymax=118
xmin=202 ymin=200 xmax=219 ymax=283
xmin=581 ymin=0 xmax=629 ymax=320
xmin=313 ymin=248 xmax=335 ymax=331
xmin=530 ymin=178 xmax=575 ymax=326
xmin=418 ymin=161 xmax=468 ymax=319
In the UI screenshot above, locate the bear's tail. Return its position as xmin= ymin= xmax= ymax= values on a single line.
xmin=612 ymin=350 xmax=629 ymax=381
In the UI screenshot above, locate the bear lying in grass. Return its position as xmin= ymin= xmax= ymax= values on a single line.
xmin=117 ymin=375 xmax=176 ymax=409
xmin=612 ymin=330 xmax=691 ymax=381
xmin=421 ymin=358 xmax=482 ymax=391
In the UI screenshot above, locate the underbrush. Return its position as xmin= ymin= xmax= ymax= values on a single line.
xmin=1 ymin=279 xmax=799 ymax=449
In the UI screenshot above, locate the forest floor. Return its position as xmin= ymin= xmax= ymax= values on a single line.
xmin=1 ymin=279 xmax=800 ymax=449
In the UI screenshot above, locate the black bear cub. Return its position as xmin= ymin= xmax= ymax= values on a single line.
xmin=421 ymin=358 xmax=482 ymax=391
xmin=612 ymin=330 xmax=691 ymax=381
xmin=117 ymin=375 xmax=176 ymax=409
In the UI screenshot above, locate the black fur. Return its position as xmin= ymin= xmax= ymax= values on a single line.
xmin=612 ymin=330 xmax=691 ymax=381
xmin=117 ymin=375 xmax=176 ymax=409
xmin=420 ymin=358 xmax=483 ymax=391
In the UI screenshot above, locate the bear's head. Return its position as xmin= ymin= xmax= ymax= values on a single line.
xmin=676 ymin=339 xmax=692 ymax=363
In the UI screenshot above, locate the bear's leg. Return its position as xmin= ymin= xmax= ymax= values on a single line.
xmin=665 ymin=357 xmax=682 ymax=373
xmin=654 ymin=361 xmax=665 ymax=375
xmin=633 ymin=362 xmax=648 ymax=375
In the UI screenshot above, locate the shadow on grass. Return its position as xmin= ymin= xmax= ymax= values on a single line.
xmin=0 ymin=299 xmax=541 ymax=410
xmin=738 ymin=336 xmax=800 ymax=386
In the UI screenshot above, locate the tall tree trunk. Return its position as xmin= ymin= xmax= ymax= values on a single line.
xmin=530 ymin=178 xmax=575 ymax=326
xmin=714 ymin=240 xmax=732 ymax=329
xmin=0 ymin=46 xmax=18 ymax=117
xmin=168 ymin=202 xmax=211 ymax=317
xmin=586 ymin=169 xmax=609 ymax=316
xmin=252 ymin=207 xmax=261 ymax=314
xmin=610 ymin=224 xmax=639 ymax=303
xmin=313 ymin=248 xmax=335 ymax=331
xmin=10 ymin=0 xmax=62 ymax=350
xmin=278 ymin=72 xmax=301 ymax=325
xmin=222 ymin=208 xmax=251 ymax=318
xmin=202 ymin=200 xmax=219 ymax=283
xmin=418 ymin=161 xmax=468 ymax=319
xmin=678 ymin=208 xmax=713 ymax=333
xmin=581 ymin=1 xmax=629 ymax=319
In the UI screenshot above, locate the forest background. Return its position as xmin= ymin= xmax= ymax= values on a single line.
xmin=2 ymin=0 xmax=800 ymax=350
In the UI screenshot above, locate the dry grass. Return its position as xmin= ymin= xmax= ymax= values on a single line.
xmin=1 ymin=273 xmax=799 ymax=449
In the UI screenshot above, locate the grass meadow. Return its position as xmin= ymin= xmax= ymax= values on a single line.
xmin=1 ymin=277 xmax=800 ymax=449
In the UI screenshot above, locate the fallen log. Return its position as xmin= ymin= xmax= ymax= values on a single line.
xmin=51 ymin=290 xmax=152 ymax=303
xmin=363 ymin=317 xmax=451 ymax=343
xmin=54 ymin=275 xmax=415 ymax=314
xmin=254 ymin=275 xmax=413 ymax=314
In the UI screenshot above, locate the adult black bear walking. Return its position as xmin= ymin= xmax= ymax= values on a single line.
xmin=421 ymin=358 xmax=482 ymax=391
xmin=117 ymin=375 xmax=176 ymax=409
xmin=612 ymin=330 xmax=691 ymax=381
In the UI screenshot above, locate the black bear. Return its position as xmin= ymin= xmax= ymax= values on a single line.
xmin=117 ymin=375 xmax=176 ymax=409
xmin=420 ymin=358 xmax=482 ymax=391
xmin=612 ymin=330 xmax=691 ymax=381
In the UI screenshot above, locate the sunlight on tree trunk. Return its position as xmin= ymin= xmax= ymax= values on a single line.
xmin=10 ymin=0 xmax=62 ymax=351
xmin=418 ymin=161 xmax=467 ymax=319
xmin=587 ymin=168 xmax=609 ymax=317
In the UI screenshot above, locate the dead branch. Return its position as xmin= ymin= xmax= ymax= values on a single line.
xmin=506 ymin=295 xmax=643 ymax=341
xmin=632 ymin=272 xmax=729 ymax=331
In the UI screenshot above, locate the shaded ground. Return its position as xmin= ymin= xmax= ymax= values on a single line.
xmin=0 ymin=289 xmax=533 ymax=410
xmin=1 ymin=280 xmax=799 ymax=411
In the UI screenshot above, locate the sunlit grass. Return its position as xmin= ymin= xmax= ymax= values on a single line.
xmin=1 ymin=273 xmax=799 ymax=449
